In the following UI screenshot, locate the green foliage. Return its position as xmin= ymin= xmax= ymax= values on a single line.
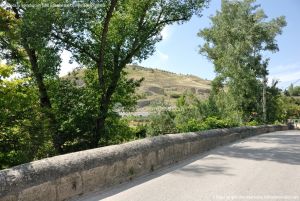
xmin=177 ymin=118 xmax=207 ymax=132
xmin=102 ymin=115 xmax=137 ymax=146
xmin=146 ymin=94 xmax=240 ymax=135
xmin=198 ymin=0 xmax=286 ymax=122
xmin=0 ymin=66 xmax=142 ymax=168
xmin=1 ymin=1 xmax=63 ymax=153
xmin=205 ymin=117 xmax=239 ymax=129
xmin=211 ymin=91 xmax=243 ymax=123
xmin=47 ymin=69 xmax=142 ymax=152
xmin=48 ymin=78 xmax=97 ymax=152
xmin=175 ymin=94 xmax=240 ymax=132
xmin=280 ymin=96 xmax=300 ymax=120
xmin=175 ymin=93 xmax=204 ymax=125
xmin=287 ymin=84 xmax=300 ymax=96
xmin=147 ymin=100 xmax=178 ymax=136
xmin=0 ymin=65 xmax=55 ymax=169
xmin=0 ymin=0 xmax=294 ymax=170
xmin=245 ymin=120 xmax=259 ymax=126
xmin=48 ymin=0 xmax=209 ymax=147
xmin=265 ymin=80 xmax=284 ymax=123
xmin=145 ymin=85 xmax=294 ymax=135
xmin=0 ymin=2 xmax=61 ymax=79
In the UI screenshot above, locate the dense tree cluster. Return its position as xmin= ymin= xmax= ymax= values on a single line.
xmin=285 ymin=84 xmax=300 ymax=96
xmin=0 ymin=0 xmax=208 ymax=168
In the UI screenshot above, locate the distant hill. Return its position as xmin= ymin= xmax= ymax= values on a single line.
xmin=125 ymin=65 xmax=211 ymax=111
xmin=65 ymin=65 xmax=211 ymax=112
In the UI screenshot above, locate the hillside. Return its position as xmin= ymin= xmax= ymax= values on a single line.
xmin=65 ymin=65 xmax=211 ymax=112
xmin=125 ymin=65 xmax=211 ymax=111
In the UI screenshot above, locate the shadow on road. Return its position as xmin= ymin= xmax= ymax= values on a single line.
xmin=77 ymin=152 xmax=231 ymax=201
xmin=172 ymin=163 xmax=234 ymax=177
xmin=215 ymin=131 xmax=300 ymax=165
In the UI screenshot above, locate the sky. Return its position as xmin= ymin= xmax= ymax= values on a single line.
xmin=60 ymin=0 xmax=300 ymax=89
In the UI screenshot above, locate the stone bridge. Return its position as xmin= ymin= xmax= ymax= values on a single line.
xmin=0 ymin=125 xmax=290 ymax=201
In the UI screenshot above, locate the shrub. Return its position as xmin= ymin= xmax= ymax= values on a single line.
xmin=204 ymin=117 xmax=239 ymax=129
xmin=146 ymin=100 xmax=178 ymax=136
xmin=245 ymin=120 xmax=259 ymax=126
xmin=176 ymin=119 xmax=208 ymax=132
xmin=102 ymin=116 xmax=137 ymax=145
xmin=147 ymin=109 xmax=178 ymax=136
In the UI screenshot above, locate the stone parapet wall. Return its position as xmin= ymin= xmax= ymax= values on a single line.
xmin=0 ymin=125 xmax=288 ymax=201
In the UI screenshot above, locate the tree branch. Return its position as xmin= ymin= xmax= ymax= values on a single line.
xmin=98 ymin=0 xmax=118 ymax=91
xmin=52 ymin=33 xmax=98 ymax=62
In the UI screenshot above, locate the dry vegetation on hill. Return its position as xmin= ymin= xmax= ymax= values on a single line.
xmin=125 ymin=65 xmax=211 ymax=111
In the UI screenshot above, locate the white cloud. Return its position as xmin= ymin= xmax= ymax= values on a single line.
xmin=157 ymin=50 xmax=169 ymax=61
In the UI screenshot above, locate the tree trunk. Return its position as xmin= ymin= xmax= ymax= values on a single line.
xmin=91 ymin=63 xmax=123 ymax=148
xmin=25 ymin=47 xmax=64 ymax=153
xmin=262 ymin=76 xmax=267 ymax=123
xmin=92 ymin=81 xmax=119 ymax=147
xmin=12 ymin=5 xmax=63 ymax=153
xmin=91 ymin=0 xmax=118 ymax=148
xmin=30 ymin=57 xmax=52 ymax=109
xmin=94 ymin=110 xmax=108 ymax=148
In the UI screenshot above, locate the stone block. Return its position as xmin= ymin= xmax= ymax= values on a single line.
xmin=173 ymin=144 xmax=185 ymax=161
xmin=183 ymin=142 xmax=191 ymax=156
xmin=156 ymin=149 xmax=165 ymax=168
xmin=18 ymin=182 xmax=56 ymax=201
xmin=56 ymin=173 xmax=82 ymax=201
xmin=105 ymin=161 xmax=126 ymax=186
xmin=143 ymin=151 xmax=157 ymax=172
xmin=190 ymin=140 xmax=204 ymax=154
xmin=163 ymin=146 xmax=175 ymax=165
xmin=81 ymin=166 xmax=106 ymax=193
xmin=126 ymin=154 xmax=144 ymax=177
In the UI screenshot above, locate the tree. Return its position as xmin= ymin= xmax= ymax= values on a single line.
xmin=280 ymin=95 xmax=300 ymax=120
xmin=198 ymin=0 xmax=286 ymax=122
xmin=265 ymin=80 xmax=283 ymax=122
xmin=0 ymin=1 xmax=60 ymax=108
xmin=0 ymin=1 xmax=63 ymax=152
xmin=51 ymin=0 xmax=208 ymax=147
xmin=287 ymin=84 xmax=300 ymax=96
xmin=0 ymin=64 xmax=55 ymax=169
xmin=47 ymin=68 xmax=141 ymax=152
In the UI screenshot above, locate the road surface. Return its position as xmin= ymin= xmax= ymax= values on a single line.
xmin=75 ymin=130 xmax=300 ymax=201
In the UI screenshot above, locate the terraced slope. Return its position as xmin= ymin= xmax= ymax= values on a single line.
xmin=125 ymin=65 xmax=211 ymax=111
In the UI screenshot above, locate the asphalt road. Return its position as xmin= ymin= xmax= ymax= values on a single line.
xmin=76 ymin=130 xmax=300 ymax=201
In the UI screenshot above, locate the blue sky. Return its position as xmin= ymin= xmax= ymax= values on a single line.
xmin=60 ymin=0 xmax=300 ymax=89
xmin=139 ymin=0 xmax=300 ymax=89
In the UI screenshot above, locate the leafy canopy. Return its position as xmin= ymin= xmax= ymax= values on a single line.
xmin=198 ymin=0 xmax=286 ymax=121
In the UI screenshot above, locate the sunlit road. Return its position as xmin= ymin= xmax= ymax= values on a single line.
xmin=75 ymin=130 xmax=300 ymax=201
